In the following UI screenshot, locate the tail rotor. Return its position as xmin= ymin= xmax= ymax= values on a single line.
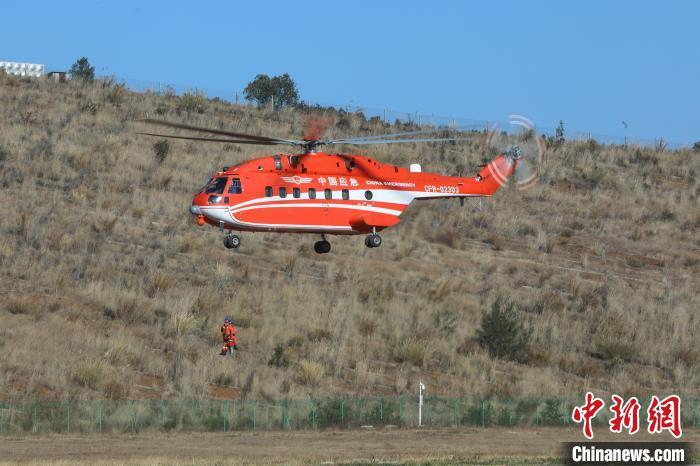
xmin=485 ymin=114 xmax=545 ymax=191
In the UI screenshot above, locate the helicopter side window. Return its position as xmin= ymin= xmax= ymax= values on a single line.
xmin=203 ymin=177 xmax=228 ymax=195
xmin=228 ymin=178 xmax=242 ymax=194
xmin=293 ymin=187 xmax=301 ymax=198
xmin=308 ymin=188 xmax=316 ymax=199
xmin=279 ymin=187 xmax=287 ymax=198
xmin=324 ymin=189 xmax=332 ymax=200
xmin=265 ymin=186 xmax=273 ymax=197
xmin=342 ymin=189 xmax=349 ymax=200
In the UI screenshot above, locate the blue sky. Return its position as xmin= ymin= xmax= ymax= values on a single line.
xmin=2 ymin=1 xmax=698 ymax=144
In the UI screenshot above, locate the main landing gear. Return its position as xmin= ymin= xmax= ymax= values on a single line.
xmin=365 ymin=234 xmax=382 ymax=248
xmin=223 ymin=233 xmax=241 ymax=249
xmin=314 ymin=235 xmax=331 ymax=254
xmin=364 ymin=227 xmax=382 ymax=249
xmin=220 ymin=221 xmax=241 ymax=250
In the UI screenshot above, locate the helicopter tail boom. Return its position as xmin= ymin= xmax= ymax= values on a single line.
xmin=469 ymin=154 xmax=518 ymax=196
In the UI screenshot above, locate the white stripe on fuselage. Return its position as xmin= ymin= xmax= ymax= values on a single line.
xmin=225 ymin=188 xmax=481 ymax=211
xmin=231 ymin=203 xmax=403 ymax=216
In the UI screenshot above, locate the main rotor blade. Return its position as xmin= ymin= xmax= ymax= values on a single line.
xmin=330 ymin=136 xmax=476 ymax=146
xmin=331 ymin=129 xmax=447 ymax=143
xmin=136 ymin=119 xmax=299 ymax=144
xmin=136 ymin=132 xmax=282 ymax=145
xmin=331 ymin=125 xmax=483 ymax=144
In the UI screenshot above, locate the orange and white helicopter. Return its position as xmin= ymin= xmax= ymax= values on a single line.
xmin=138 ymin=118 xmax=540 ymax=254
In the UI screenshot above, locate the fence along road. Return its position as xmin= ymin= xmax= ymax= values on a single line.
xmin=1 ymin=396 xmax=698 ymax=434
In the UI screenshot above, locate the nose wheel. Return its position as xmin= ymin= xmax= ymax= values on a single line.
xmin=365 ymin=233 xmax=382 ymax=248
xmin=314 ymin=239 xmax=331 ymax=254
xmin=224 ymin=234 xmax=241 ymax=249
xmin=313 ymin=240 xmax=331 ymax=254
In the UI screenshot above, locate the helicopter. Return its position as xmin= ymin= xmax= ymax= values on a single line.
xmin=137 ymin=117 xmax=540 ymax=254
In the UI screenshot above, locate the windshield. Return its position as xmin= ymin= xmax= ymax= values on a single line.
xmin=202 ymin=177 xmax=228 ymax=194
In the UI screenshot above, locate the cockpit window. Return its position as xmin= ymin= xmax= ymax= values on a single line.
xmin=203 ymin=177 xmax=228 ymax=194
xmin=228 ymin=178 xmax=242 ymax=194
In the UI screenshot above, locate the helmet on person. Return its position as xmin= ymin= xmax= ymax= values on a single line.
xmin=224 ymin=317 xmax=230 ymax=324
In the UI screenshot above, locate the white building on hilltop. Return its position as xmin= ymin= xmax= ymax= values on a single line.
xmin=0 ymin=61 xmax=45 ymax=78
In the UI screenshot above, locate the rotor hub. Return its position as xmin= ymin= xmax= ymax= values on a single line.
xmin=302 ymin=139 xmax=323 ymax=153
xmin=504 ymin=146 xmax=523 ymax=163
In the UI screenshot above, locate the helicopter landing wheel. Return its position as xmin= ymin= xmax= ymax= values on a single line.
xmin=365 ymin=234 xmax=382 ymax=248
xmin=224 ymin=234 xmax=241 ymax=249
xmin=313 ymin=240 xmax=331 ymax=254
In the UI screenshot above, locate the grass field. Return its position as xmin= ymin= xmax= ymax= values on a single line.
xmin=0 ymin=72 xmax=698 ymax=404
xmin=0 ymin=427 xmax=695 ymax=465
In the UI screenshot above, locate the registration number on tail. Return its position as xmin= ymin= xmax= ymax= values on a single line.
xmin=424 ymin=185 xmax=459 ymax=194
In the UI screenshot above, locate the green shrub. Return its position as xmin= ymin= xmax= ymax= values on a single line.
xmin=178 ymin=90 xmax=207 ymax=113
xmin=539 ymin=399 xmax=565 ymax=425
xmin=477 ymin=297 xmax=531 ymax=363
xmin=268 ymin=343 xmax=291 ymax=368
xmin=592 ymin=340 xmax=637 ymax=364
xmin=153 ymin=139 xmax=170 ymax=164
xmin=316 ymin=399 xmax=344 ymax=427
xmin=73 ymin=362 xmax=109 ymax=390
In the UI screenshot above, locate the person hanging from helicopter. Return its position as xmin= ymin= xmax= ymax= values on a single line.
xmin=219 ymin=317 xmax=239 ymax=355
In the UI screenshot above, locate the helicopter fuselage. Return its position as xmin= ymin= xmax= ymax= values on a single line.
xmin=190 ymin=151 xmax=514 ymax=235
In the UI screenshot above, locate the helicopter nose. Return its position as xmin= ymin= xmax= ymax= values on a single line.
xmin=189 ymin=204 xmax=202 ymax=215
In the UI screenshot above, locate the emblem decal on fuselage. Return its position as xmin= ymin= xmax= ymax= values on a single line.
xmin=281 ymin=176 xmax=313 ymax=185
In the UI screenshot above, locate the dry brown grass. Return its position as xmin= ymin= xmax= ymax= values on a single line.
xmin=0 ymin=73 xmax=698 ymax=403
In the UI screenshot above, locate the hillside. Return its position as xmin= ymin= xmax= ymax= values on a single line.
xmin=0 ymin=74 xmax=698 ymax=403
